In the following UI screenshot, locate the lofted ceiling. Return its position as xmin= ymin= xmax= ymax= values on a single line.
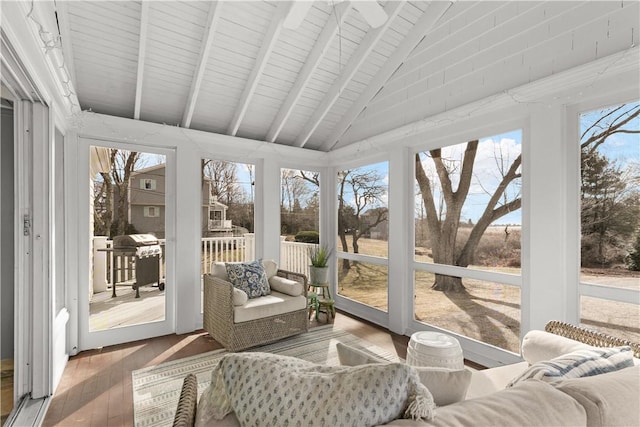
xmin=55 ymin=1 xmax=640 ymax=152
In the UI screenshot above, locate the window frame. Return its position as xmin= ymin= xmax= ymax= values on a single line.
xmin=569 ymin=96 xmax=640 ymax=327
xmin=409 ymin=123 xmax=527 ymax=364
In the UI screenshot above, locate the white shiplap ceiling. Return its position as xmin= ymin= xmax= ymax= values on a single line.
xmin=55 ymin=1 xmax=640 ymax=151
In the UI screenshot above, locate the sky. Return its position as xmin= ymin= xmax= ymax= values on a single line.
xmin=414 ymin=129 xmax=523 ymax=226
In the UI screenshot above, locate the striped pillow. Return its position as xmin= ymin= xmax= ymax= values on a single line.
xmin=507 ymin=346 xmax=634 ymax=388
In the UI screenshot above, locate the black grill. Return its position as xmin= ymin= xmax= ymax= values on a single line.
xmin=112 ymin=234 xmax=164 ymax=298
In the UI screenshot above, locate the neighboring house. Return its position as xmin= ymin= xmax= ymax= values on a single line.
xmin=361 ymin=208 xmax=389 ymax=240
xmin=201 ymin=181 xmax=234 ymax=237
xmin=127 ymin=164 xmax=233 ymax=238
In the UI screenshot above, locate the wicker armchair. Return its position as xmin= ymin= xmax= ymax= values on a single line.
xmin=203 ymin=268 xmax=309 ymax=352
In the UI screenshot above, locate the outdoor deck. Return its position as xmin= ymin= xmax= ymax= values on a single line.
xmin=89 ymin=284 xmax=165 ymax=331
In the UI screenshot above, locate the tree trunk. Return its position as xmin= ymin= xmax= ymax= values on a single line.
xmin=432 ymin=274 xmax=465 ymax=292
xmin=100 ymin=173 xmax=113 ymax=236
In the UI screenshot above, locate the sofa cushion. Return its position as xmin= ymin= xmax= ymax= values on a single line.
xmin=554 ymin=365 xmax=640 ymax=427
xmin=268 ymin=275 xmax=303 ymax=296
xmin=336 ymin=343 xmax=472 ymax=406
xmin=205 ymin=352 xmax=435 ymax=427
xmin=521 ymin=330 xmax=596 ymax=364
xmin=465 ymin=361 xmax=529 ymax=399
xmin=381 ymin=380 xmax=587 ymax=427
xmin=225 ymin=260 xmax=270 ymax=299
xmin=508 ymin=346 xmax=634 ymax=387
xmin=233 ymin=292 xmax=306 ymax=323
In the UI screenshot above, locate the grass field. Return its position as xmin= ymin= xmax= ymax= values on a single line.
xmin=337 ymin=236 xmax=639 ymax=354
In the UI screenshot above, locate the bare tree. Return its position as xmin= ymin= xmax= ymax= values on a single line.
xmin=337 ymin=169 xmax=388 ymax=269
xmin=202 ymin=159 xmax=241 ymax=205
xmin=580 ymin=103 xmax=640 ymax=267
xmin=415 ymin=141 xmax=521 ymax=292
xmin=105 ymin=149 xmax=140 ymax=236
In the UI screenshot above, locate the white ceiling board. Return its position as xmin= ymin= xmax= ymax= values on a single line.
xmin=294 ymin=1 xmax=407 ymax=147
xmin=133 ymin=1 xmax=150 ymax=120
xmin=266 ymin=2 xmax=351 ymax=143
xmin=228 ymin=3 xmax=291 ymax=136
xmin=53 ymin=0 xmax=637 ymax=152
xmin=342 ymin=1 xmax=638 ymax=146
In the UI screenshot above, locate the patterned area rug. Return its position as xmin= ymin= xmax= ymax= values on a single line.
xmin=132 ymin=326 xmax=400 ymax=427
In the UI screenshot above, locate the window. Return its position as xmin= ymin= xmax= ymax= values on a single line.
xmin=579 ymin=101 xmax=639 ymax=341
xmin=200 ymin=158 xmax=255 ymax=273
xmin=144 ymin=206 xmax=160 ymax=217
xmin=280 ymin=168 xmax=320 ymax=277
xmin=141 ymin=178 xmax=156 ymax=190
xmin=336 ymin=162 xmax=389 ymax=312
xmin=414 ymin=130 xmax=523 ymax=353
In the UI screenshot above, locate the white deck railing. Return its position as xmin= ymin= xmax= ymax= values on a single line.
xmin=280 ymin=240 xmax=315 ymax=280
xmin=94 ymin=234 xmax=315 ymax=289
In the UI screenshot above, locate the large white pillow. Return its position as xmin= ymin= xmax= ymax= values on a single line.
xmin=202 ymin=352 xmax=435 ymax=427
xmin=336 ymin=342 xmax=472 ymax=406
xmin=521 ymin=330 xmax=596 ymax=364
xmin=507 ymin=346 xmax=634 ymax=387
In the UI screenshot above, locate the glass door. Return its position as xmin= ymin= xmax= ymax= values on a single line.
xmin=80 ymin=141 xmax=175 ymax=349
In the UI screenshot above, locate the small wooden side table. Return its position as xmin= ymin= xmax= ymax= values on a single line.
xmin=308 ymin=283 xmax=335 ymax=323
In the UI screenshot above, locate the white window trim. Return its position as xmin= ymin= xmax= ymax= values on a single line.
xmin=569 ymin=94 xmax=640 ymax=319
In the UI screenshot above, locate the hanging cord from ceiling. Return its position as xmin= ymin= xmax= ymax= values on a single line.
xmin=26 ymin=0 xmax=81 ymax=114
xmin=331 ymin=1 xmax=343 ymax=76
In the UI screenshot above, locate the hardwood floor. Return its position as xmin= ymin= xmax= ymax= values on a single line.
xmin=43 ymin=312 xmax=409 ymax=427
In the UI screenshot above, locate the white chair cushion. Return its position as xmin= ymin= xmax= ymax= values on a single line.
xmin=231 ymin=288 xmax=248 ymax=306
xmin=262 ymin=259 xmax=277 ymax=278
xmin=233 ymin=291 xmax=306 ymax=323
xmin=210 ymin=262 xmax=228 ymax=280
xmin=268 ymin=275 xmax=303 ymax=296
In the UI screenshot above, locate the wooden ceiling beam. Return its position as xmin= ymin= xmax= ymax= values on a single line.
xmin=182 ymin=1 xmax=223 ymax=128
xmin=133 ymin=1 xmax=150 ymax=120
xmin=294 ymin=0 xmax=406 ymax=148
xmin=322 ymin=1 xmax=454 ymax=151
xmin=227 ymin=2 xmax=291 ymax=136
xmin=266 ymin=2 xmax=352 ymax=143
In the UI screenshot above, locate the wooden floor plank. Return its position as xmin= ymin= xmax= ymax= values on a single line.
xmin=43 ymin=312 xmax=408 ymax=426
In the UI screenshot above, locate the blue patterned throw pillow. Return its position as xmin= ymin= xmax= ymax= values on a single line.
xmin=225 ymin=260 xmax=270 ymax=299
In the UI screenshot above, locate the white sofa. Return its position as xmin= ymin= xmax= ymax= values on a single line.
xmin=385 ymin=329 xmax=640 ymax=427
xmin=179 ymin=324 xmax=640 ymax=427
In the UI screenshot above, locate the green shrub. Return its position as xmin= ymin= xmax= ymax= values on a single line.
xmin=295 ymin=230 xmax=319 ymax=244
xmin=626 ymin=234 xmax=640 ymax=271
